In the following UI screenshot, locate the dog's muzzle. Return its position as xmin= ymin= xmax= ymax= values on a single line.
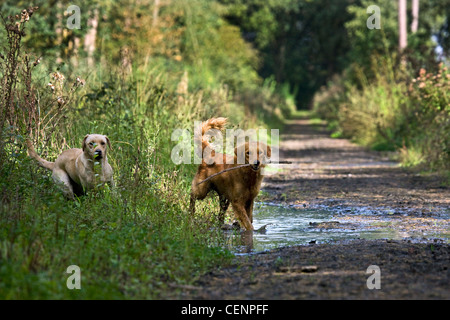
xmin=251 ymin=160 xmax=260 ymax=171
xmin=94 ymin=149 xmax=103 ymax=160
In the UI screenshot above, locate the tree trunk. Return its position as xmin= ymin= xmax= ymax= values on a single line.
xmin=71 ymin=37 xmax=80 ymax=67
xmin=398 ymin=0 xmax=407 ymax=52
xmin=84 ymin=9 xmax=99 ymax=67
xmin=153 ymin=0 xmax=160 ymax=27
xmin=411 ymin=0 xmax=419 ymax=33
xmin=55 ymin=2 xmax=63 ymax=64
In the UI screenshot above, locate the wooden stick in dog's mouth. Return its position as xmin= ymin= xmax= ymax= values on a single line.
xmin=196 ymin=160 xmax=292 ymax=186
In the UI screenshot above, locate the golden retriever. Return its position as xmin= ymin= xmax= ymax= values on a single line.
xmin=190 ymin=118 xmax=271 ymax=231
xmin=26 ymin=134 xmax=113 ymax=199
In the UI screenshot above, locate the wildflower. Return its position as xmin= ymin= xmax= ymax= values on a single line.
xmin=76 ymin=76 xmax=86 ymax=86
xmin=419 ymin=68 xmax=426 ymax=76
xmin=27 ymin=6 xmax=38 ymax=18
xmin=418 ymin=82 xmax=426 ymax=89
xmin=6 ymin=23 xmax=24 ymax=36
xmin=33 ymin=57 xmax=41 ymax=67
xmin=21 ymin=9 xmax=29 ymax=23
xmin=52 ymin=71 xmax=65 ymax=81
xmin=57 ymin=97 xmax=65 ymax=106
xmin=47 ymin=82 xmax=55 ymax=91
xmin=408 ymin=84 xmax=414 ymax=92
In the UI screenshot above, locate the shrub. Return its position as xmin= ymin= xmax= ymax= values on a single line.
xmin=404 ymin=64 xmax=450 ymax=169
xmin=313 ymin=58 xmax=449 ymax=171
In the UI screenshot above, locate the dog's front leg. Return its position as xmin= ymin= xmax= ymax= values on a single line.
xmin=246 ymin=200 xmax=254 ymax=223
xmin=218 ymin=195 xmax=230 ymax=225
xmin=231 ymin=201 xmax=254 ymax=231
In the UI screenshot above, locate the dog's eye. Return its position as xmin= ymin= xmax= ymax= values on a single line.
xmin=89 ymin=142 xmax=94 ymax=147
xmin=101 ymin=142 xmax=105 ymax=146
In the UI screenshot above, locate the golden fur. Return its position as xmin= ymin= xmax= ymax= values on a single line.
xmin=190 ymin=118 xmax=271 ymax=231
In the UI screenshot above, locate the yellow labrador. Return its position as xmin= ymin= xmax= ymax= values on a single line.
xmin=26 ymin=134 xmax=114 ymax=199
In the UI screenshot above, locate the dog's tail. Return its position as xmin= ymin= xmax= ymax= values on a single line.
xmin=196 ymin=117 xmax=227 ymax=152
xmin=26 ymin=140 xmax=55 ymax=170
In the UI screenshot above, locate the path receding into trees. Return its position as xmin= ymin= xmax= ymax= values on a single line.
xmin=181 ymin=115 xmax=450 ymax=299
xmin=262 ymin=116 xmax=449 ymax=212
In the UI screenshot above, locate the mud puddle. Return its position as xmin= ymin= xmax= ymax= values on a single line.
xmin=225 ymin=202 xmax=449 ymax=254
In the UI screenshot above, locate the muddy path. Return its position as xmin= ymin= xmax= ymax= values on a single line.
xmin=184 ymin=116 xmax=450 ymax=300
xmin=262 ymin=117 xmax=449 ymax=213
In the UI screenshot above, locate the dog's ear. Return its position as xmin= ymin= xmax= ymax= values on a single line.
xmin=82 ymin=134 xmax=89 ymax=152
xmin=105 ymin=136 xmax=112 ymax=150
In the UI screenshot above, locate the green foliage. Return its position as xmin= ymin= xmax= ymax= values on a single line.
xmin=0 ymin=53 xmax=235 ymax=298
xmin=0 ymin=171 xmax=232 ymax=299
xmin=402 ymin=65 xmax=450 ymax=169
xmin=313 ymin=1 xmax=450 ymax=172
xmin=345 ymin=0 xmax=399 ymax=81
xmin=222 ymin=0 xmax=357 ymax=107
xmin=176 ymin=0 xmax=261 ymax=92
xmin=1 ymin=2 xmax=290 ymax=299
xmin=2 ymin=0 xmax=448 ymax=299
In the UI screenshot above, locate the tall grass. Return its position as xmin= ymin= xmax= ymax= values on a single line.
xmin=313 ymin=56 xmax=450 ymax=172
xmin=0 ymin=7 xmax=295 ymax=299
xmin=0 ymin=55 xmax=234 ymax=299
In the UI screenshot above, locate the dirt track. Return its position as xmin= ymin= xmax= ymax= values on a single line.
xmin=183 ymin=116 xmax=450 ymax=300
xmin=262 ymin=118 xmax=449 ymax=213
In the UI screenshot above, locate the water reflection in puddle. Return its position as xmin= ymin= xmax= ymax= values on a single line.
xmin=225 ymin=202 xmax=449 ymax=254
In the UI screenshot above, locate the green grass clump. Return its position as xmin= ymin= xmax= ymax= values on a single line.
xmin=0 ymin=71 xmax=234 ymax=299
